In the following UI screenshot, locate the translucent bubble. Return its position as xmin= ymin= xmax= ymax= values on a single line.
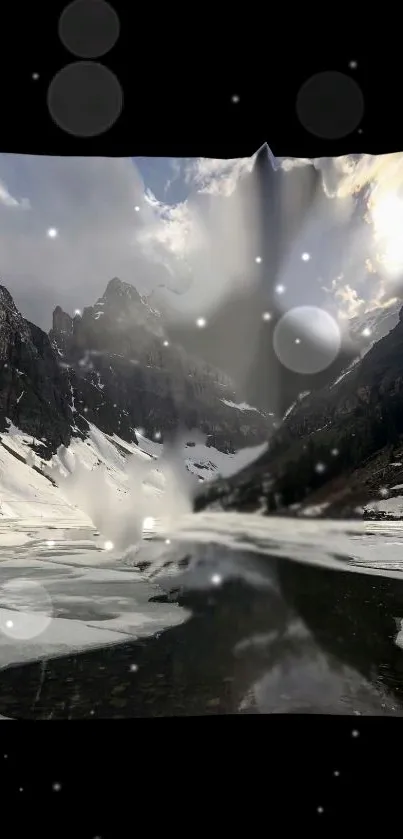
xmin=0 ymin=579 xmax=53 ymax=640
xmin=273 ymin=306 xmax=341 ymax=375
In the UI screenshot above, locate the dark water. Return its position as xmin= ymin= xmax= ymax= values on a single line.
xmin=2 ymin=545 xmax=403 ymax=718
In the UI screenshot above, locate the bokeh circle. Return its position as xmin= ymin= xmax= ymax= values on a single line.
xmin=58 ymin=0 xmax=120 ymax=59
xmin=273 ymin=306 xmax=341 ymax=375
xmin=0 ymin=578 xmax=53 ymax=641
xmin=47 ymin=61 xmax=123 ymax=137
xmin=296 ymin=71 xmax=364 ymax=139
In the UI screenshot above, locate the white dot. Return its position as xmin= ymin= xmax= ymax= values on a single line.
xmin=295 ymin=338 xmax=301 ymax=344
xmin=46 ymin=539 xmax=55 ymax=547
xmin=333 ymin=770 xmax=340 ymax=777
xmin=165 ymin=538 xmax=171 ymax=545
xmin=351 ymin=729 xmax=359 ymax=737
xmin=231 ymin=94 xmax=240 ymax=104
xmin=154 ymin=431 xmax=161 ymax=440
xmin=301 ymin=252 xmax=311 ymax=261
xmin=273 ymin=306 xmax=341 ymax=375
xmin=262 ymin=311 xmax=272 ymax=322
xmin=255 ymin=256 xmax=262 ymax=264
xmin=317 ymin=806 xmax=324 ymax=814
xmin=130 ymin=664 xmax=138 ymax=673
xmin=196 ymin=317 xmax=207 ymax=328
xmin=349 ymin=60 xmax=358 ymax=69
xmin=104 ymin=541 xmax=114 ymax=551
xmin=19 ymin=787 xmax=23 ymax=792
xmin=32 ymin=73 xmax=39 ymax=81
xmin=315 ymin=462 xmax=326 ymax=474
xmin=275 ymin=284 xmax=286 ymax=295
xmin=163 ymin=340 xmax=169 ymax=347
xmin=47 ymin=228 xmax=58 ymax=239
xmin=143 ymin=516 xmax=155 ymax=531
xmin=5 ymin=620 xmax=13 ymax=629
xmin=134 ymin=205 xmax=140 ymax=212
xmin=361 ymin=327 xmax=371 ymax=337
xmin=52 ymin=783 xmax=61 ymax=792
xmin=331 ymin=448 xmax=339 ymax=457
xmin=211 ymin=573 xmax=222 ymax=586
xmin=74 ymin=309 xmax=82 ymax=317
xmin=379 ymin=487 xmax=389 ymax=498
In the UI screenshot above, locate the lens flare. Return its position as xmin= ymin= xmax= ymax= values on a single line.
xmin=370 ymin=191 xmax=403 ymax=275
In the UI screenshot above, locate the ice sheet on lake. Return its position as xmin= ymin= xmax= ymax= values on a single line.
xmin=0 ymin=523 xmax=188 ymax=671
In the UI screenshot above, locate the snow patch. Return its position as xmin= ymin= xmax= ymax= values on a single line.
xmin=221 ymin=399 xmax=260 ymax=413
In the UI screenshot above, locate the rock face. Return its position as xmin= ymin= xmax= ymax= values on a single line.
xmin=49 ymin=278 xmax=272 ymax=452
xmin=195 ymin=305 xmax=403 ymax=515
xmin=0 ymin=286 xmax=73 ymax=456
xmin=0 ymin=280 xmax=271 ymax=459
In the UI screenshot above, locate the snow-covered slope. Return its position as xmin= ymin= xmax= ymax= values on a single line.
xmin=0 ymin=419 xmax=267 ymax=527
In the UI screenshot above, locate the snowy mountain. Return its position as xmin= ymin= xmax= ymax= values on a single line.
xmin=195 ymin=302 xmax=403 ymax=519
xmin=48 ymin=277 xmax=272 ymax=453
xmin=0 ymin=280 xmax=271 ymax=526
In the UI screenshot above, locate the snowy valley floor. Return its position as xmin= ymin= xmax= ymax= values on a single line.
xmin=4 ymin=421 xmax=403 ymax=716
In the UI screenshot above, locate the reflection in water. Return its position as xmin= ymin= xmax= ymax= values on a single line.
xmin=1 ymin=544 xmax=403 ymax=718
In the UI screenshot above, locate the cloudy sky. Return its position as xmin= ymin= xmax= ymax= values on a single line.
xmin=1 ymin=145 xmax=403 ymax=373
xmin=0 ymin=152 xmax=256 ymax=330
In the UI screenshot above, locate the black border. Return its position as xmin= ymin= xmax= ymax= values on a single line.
xmin=2 ymin=9 xmax=400 ymax=158
xmin=1 ymin=11 xmax=403 ymax=830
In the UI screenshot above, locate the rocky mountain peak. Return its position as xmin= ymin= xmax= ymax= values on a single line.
xmin=103 ymin=277 xmax=142 ymax=304
xmin=0 ymin=285 xmax=19 ymax=314
xmin=52 ymin=306 xmax=73 ymax=335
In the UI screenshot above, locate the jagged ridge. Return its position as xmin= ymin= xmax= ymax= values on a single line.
xmin=194 ymin=305 xmax=403 ymax=515
xmin=0 ymin=280 xmax=272 ymax=459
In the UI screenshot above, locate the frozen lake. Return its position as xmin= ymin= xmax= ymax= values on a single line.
xmin=2 ymin=513 xmax=403 ymax=718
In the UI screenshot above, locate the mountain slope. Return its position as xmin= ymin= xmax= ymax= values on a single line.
xmin=0 ymin=285 xmax=76 ymax=456
xmin=49 ymin=277 xmax=271 ymax=453
xmin=194 ymin=304 xmax=403 ymax=516
xmin=0 ymin=280 xmax=273 ymax=524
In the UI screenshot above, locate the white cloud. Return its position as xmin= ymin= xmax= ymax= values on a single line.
xmin=0 ymin=153 xmax=257 ymax=329
xmin=184 ymin=155 xmax=256 ymax=196
xmin=2 ymin=146 xmax=402 ymax=344
xmin=0 ymin=179 xmax=29 ymax=208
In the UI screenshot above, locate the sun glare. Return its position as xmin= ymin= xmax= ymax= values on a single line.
xmin=370 ymin=192 xmax=403 ymax=274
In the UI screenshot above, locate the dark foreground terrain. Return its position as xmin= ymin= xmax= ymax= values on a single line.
xmin=2 ymin=545 xmax=403 ymax=719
